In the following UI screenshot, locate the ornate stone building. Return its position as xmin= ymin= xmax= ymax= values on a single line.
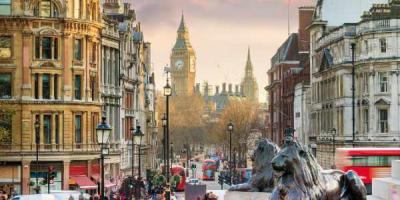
xmin=309 ymin=0 xmax=400 ymax=169
xmin=100 ymin=15 xmax=121 ymax=186
xmin=170 ymin=14 xmax=196 ymax=96
xmin=102 ymin=0 xmax=157 ymax=178
xmin=0 ymin=0 xmax=103 ymax=194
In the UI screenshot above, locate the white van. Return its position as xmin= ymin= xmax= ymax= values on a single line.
xmin=11 ymin=194 xmax=56 ymax=200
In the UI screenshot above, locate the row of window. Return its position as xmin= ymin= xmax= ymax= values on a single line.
xmin=312 ymin=72 xmax=389 ymax=103
xmin=350 ymin=155 xmax=400 ymax=167
xmin=311 ymin=108 xmax=389 ymax=135
xmin=0 ymin=0 xmax=93 ymax=20
xmin=0 ymin=72 xmax=98 ymax=100
xmin=0 ymin=36 xmax=84 ymax=61
xmin=33 ymin=112 xmax=99 ymax=145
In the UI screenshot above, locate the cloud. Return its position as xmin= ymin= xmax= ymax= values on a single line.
xmin=126 ymin=0 xmax=316 ymax=102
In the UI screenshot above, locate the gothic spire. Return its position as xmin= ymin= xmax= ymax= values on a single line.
xmin=245 ymin=47 xmax=253 ymax=76
xmin=178 ymin=12 xmax=188 ymax=33
xmin=174 ymin=12 xmax=191 ymax=49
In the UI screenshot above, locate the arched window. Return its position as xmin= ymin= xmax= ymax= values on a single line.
xmin=34 ymin=0 xmax=59 ymax=18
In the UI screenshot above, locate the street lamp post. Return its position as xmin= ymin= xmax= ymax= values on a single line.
xmin=133 ymin=125 xmax=144 ymax=199
xmin=331 ymin=128 xmax=337 ymax=168
xmin=96 ymin=117 xmax=112 ymax=200
xmin=130 ymin=126 xmax=135 ymax=176
xmin=351 ymin=43 xmax=356 ymax=147
xmin=134 ymin=125 xmax=144 ymax=178
xmin=164 ymin=71 xmax=172 ymax=200
xmin=227 ymin=121 xmax=234 ymax=185
xmin=184 ymin=144 xmax=190 ymax=177
xmin=162 ymin=114 xmax=167 ymax=175
xmin=34 ymin=118 xmax=40 ymax=194
xmin=170 ymin=142 xmax=174 ymax=167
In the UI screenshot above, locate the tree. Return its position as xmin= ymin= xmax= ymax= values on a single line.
xmin=212 ymin=98 xmax=262 ymax=165
xmin=157 ymin=93 xmax=206 ymax=152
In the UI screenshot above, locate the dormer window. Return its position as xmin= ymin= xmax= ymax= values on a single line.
xmin=34 ymin=0 xmax=59 ymax=18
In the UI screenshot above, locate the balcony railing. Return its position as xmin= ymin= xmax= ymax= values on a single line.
xmin=0 ymin=142 xmax=121 ymax=154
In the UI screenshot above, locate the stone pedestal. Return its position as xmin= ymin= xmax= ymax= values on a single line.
xmin=224 ymin=191 xmax=271 ymax=200
xmin=371 ymin=160 xmax=400 ymax=200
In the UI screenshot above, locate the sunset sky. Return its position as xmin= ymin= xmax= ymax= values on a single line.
xmin=128 ymin=0 xmax=315 ymax=102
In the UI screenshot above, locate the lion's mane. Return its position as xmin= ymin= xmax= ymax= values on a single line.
xmin=271 ymin=141 xmax=340 ymax=200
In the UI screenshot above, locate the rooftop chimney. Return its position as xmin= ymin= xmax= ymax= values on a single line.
xmin=298 ymin=7 xmax=314 ymax=52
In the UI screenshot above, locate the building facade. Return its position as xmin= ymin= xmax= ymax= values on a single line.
xmin=100 ymin=16 xmax=122 ymax=185
xmin=309 ymin=0 xmax=400 ymax=169
xmin=0 ymin=0 xmax=104 ymax=194
xmin=265 ymin=7 xmax=313 ymax=145
xmin=170 ymin=14 xmax=196 ymax=96
xmin=102 ymin=0 xmax=157 ymax=178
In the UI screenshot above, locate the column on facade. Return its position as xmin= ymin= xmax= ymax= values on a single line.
xmin=50 ymin=74 xmax=55 ymax=99
xmin=63 ymin=160 xmax=70 ymax=190
xmin=51 ymin=113 xmax=56 ymax=149
xmin=38 ymin=75 xmax=43 ymax=99
xmin=63 ymin=35 xmax=72 ymax=100
xmin=60 ymin=111 xmax=64 ymax=147
xmin=63 ymin=111 xmax=72 ymax=150
xmin=389 ymin=71 xmax=399 ymax=133
xmin=368 ymin=71 xmax=375 ymax=134
xmin=22 ymin=32 xmax=32 ymax=99
xmin=82 ymin=111 xmax=87 ymax=146
xmin=21 ymin=161 xmax=31 ymax=195
xmin=39 ymin=114 xmax=44 ymax=146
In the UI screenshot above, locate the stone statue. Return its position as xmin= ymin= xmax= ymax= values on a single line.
xmin=270 ymin=129 xmax=367 ymax=200
xmin=229 ymin=138 xmax=279 ymax=192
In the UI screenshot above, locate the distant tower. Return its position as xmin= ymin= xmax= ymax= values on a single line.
xmin=241 ymin=47 xmax=259 ymax=102
xmin=170 ymin=13 xmax=196 ymax=96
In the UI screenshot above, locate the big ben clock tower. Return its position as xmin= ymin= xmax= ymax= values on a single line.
xmin=170 ymin=13 xmax=196 ymax=96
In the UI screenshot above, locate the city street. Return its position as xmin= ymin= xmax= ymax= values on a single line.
xmin=175 ymin=161 xmax=230 ymax=199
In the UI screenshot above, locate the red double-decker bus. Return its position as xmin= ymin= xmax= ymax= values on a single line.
xmin=170 ymin=166 xmax=186 ymax=191
xmin=335 ymin=148 xmax=400 ymax=194
xmin=202 ymin=159 xmax=217 ymax=180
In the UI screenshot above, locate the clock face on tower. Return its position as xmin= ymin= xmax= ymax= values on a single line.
xmin=175 ymin=59 xmax=184 ymax=70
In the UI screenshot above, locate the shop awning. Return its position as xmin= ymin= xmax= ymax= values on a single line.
xmin=69 ymin=176 xmax=98 ymax=190
xmin=91 ymin=174 xmax=116 ymax=188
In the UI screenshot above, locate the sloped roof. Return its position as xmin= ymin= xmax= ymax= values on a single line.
xmin=271 ymin=33 xmax=299 ymax=67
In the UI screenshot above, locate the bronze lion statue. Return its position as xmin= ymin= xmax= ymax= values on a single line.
xmin=229 ymin=138 xmax=280 ymax=192
xmin=271 ymin=138 xmax=367 ymax=200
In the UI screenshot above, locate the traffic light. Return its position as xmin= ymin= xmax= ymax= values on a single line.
xmin=218 ymin=174 xmax=224 ymax=189
xmin=191 ymin=164 xmax=196 ymax=169
xmin=48 ymin=166 xmax=56 ymax=184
